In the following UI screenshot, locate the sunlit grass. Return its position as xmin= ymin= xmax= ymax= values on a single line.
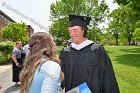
xmin=105 ymin=46 xmax=140 ymax=93
xmin=57 ymin=45 xmax=140 ymax=93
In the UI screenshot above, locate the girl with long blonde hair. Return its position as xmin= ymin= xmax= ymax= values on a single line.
xmin=20 ymin=32 xmax=61 ymax=93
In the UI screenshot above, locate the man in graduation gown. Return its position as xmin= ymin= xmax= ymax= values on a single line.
xmin=60 ymin=15 xmax=120 ymax=93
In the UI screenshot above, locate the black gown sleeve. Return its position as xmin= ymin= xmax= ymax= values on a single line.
xmin=100 ymin=46 xmax=120 ymax=93
xmin=60 ymin=49 xmax=65 ymax=73
xmin=59 ymin=49 xmax=66 ymax=89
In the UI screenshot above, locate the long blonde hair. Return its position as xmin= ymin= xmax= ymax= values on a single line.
xmin=20 ymin=32 xmax=60 ymax=93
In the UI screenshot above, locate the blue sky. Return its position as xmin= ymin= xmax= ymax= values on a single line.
xmin=0 ymin=0 xmax=119 ymax=32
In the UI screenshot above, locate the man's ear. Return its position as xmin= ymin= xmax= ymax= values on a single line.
xmin=82 ymin=29 xmax=86 ymax=37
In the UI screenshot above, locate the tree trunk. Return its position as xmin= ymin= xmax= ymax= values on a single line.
xmin=115 ymin=31 xmax=119 ymax=46
xmin=128 ymin=33 xmax=131 ymax=45
xmin=128 ymin=37 xmax=131 ymax=45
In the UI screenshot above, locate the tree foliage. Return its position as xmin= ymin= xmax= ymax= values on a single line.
xmin=0 ymin=41 xmax=15 ymax=64
xmin=1 ymin=22 xmax=29 ymax=44
xmin=107 ymin=0 xmax=140 ymax=45
xmin=133 ymin=28 xmax=140 ymax=41
xmin=115 ymin=0 xmax=140 ymax=11
xmin=108 ymin=6 xmax=138 ymax=45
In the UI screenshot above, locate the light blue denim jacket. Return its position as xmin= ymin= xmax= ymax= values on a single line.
xmin=27 ymin=60 xmax=61 ymax=93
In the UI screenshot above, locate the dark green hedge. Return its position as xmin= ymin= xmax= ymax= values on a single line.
xmin=0 ymin=56 xmax=7 ymax=64
xmin=0 ymin=41 xmax=15 ymax=64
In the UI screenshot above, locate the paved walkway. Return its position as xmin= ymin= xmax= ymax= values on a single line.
xmin=0 ymin=64 xmax=20 ymax=93
xmin=0 ymin=64 xmax=11 ymax=74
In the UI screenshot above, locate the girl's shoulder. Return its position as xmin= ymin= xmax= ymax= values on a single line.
xmin=41 ymin=60 xmax=61 ymax=73
xmin=40 ymin=60 xmax=61 ymax=80
xmin=43 ymin=60 xmax=60 ymax=68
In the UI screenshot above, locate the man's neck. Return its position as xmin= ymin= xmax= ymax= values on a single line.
xmin=76 ymin=38 xmax=86 ymax=45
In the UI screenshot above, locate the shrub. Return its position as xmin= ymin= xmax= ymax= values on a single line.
xmin=0 ymin=41 xmax=15 ymax=64
xmin=0 ymin=56 xmax=7 ymax=64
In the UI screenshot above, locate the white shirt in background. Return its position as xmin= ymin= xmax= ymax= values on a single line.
xmin=23 ymin=44 xmax=30 ymax=57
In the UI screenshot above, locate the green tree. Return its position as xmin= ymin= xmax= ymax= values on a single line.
xmin=108 ymin=21 xmax=120 ymax=46
xmin=49 ymin=18 xmax=69 ymax=40
xmin=87 ymin=27 xmax=103 ymax=42
xmin=133 ymin=20 xmax=140 ymax=42
xmin=108 ymin=6 xmax=137 ymax=45
xmin=50 ymin=0 xmax=109 ymax=43
xmin=115 ymin=0 xmax=140 ymax=11
xmin=1 ymin=22 xmax=28 ymax=44
xmin=114 ymin=0 xmax=140 ymax=45
xmin=133 ymin=28 xmax=140 ymax=41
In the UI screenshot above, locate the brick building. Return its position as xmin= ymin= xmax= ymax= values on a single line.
xmin=0 ymin=10 xmax=15 ymax=41
xmin=0 ymin=10 xmax=15 ymax=29
xmin=0 ymin=10 xmax=34 ymax=41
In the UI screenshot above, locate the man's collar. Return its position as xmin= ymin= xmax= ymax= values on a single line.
xmin=71 ymin=39 xmax=93 ymax=50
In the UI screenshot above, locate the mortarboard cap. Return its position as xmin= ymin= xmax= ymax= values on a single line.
xmin=69 ymin=15 xmax=91 ymax=36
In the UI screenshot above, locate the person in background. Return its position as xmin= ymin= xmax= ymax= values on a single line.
xmin=20 ymin=32 xmax=62 ymax=93
xmin=11 ymin=40 xmax=22 ymax=86
xmin=23 ymin=41 xmax=30 ymax=57
xmin=60 ymin=15 xmax=120 ymax=93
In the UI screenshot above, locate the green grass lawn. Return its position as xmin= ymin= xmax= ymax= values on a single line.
xmin=57 ymin=45 xmax=140 ymax=93
xmin=105 ymin=46 xmax=140 ymax=93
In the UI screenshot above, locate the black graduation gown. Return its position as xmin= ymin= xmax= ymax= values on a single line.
xmin=60 ymin=43 xmax=120 ymax=93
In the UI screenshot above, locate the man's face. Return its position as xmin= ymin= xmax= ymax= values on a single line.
xmin=68 ymin=26 xmax=84 ymax=44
